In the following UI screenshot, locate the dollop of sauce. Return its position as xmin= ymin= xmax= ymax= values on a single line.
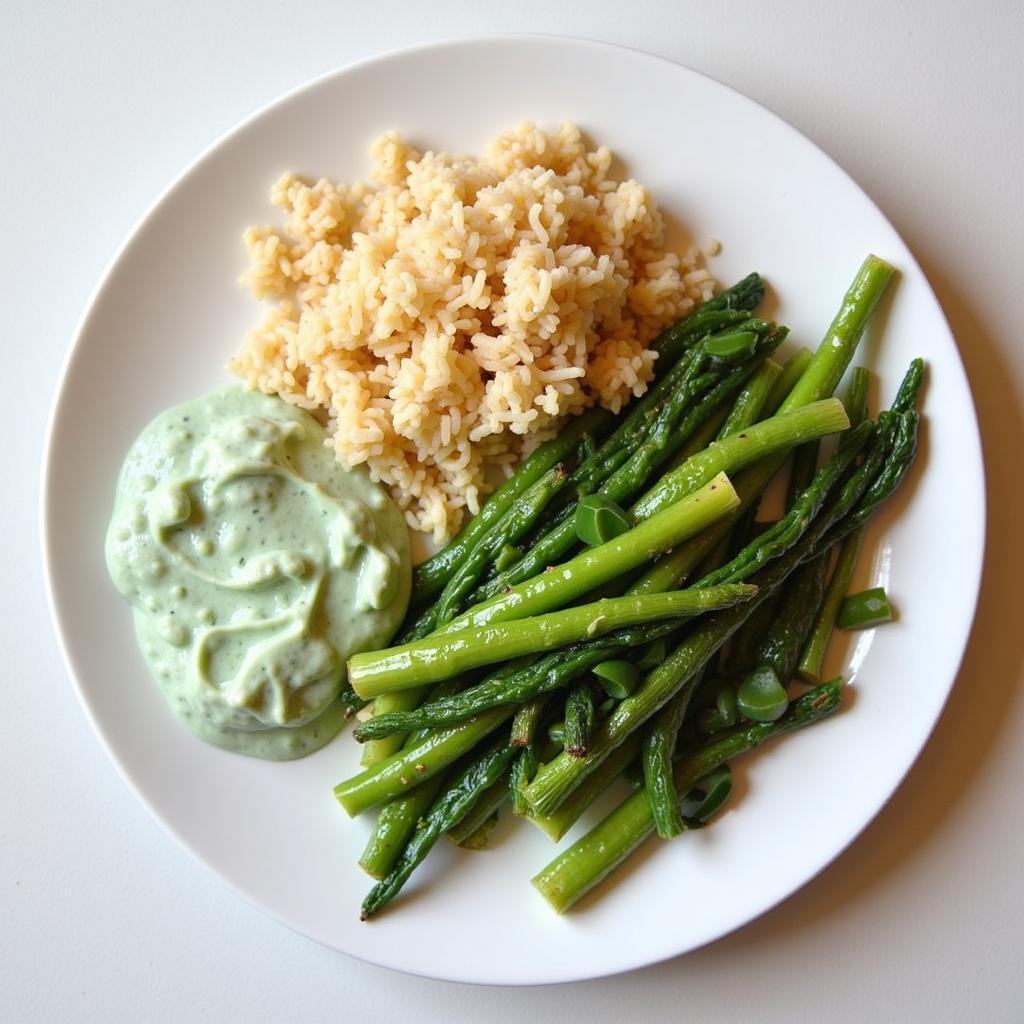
xmin=105 ymin=387 xmax=410 ymax=760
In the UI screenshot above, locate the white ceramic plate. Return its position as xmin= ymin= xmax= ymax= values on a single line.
xmin=42 ymin=36 xmax=984 ymax=984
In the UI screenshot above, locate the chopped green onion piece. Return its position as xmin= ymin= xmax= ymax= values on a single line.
xmin=494 ymin=543 xmax=522 ymax=573
xmin=574 ymin=494 xmax=632 ymax=547
xmin=680 ymin=765 xmax=733 ymax=825
xmin=837 ymin=587 xmax=893 ymax=630
xmin=705 ymin=330 xmax=758 ymax=361
xmin=715 ymin=683 xmax=739 ymax=728
xmin=547 ymin=722 xmax=566 ymax=746
xmin=737 ymin=665 xmax=789 ymax=722
xmin=636 ymin=637 xmax=667 ymax=671
xmin=592 ymin=658 xmax=640 ymax=700
xmin=697 ymin=681 xmax=739 ymax=735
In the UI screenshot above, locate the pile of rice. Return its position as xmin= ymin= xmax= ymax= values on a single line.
xmin=230 ymin=122 xmax=715 ymax=541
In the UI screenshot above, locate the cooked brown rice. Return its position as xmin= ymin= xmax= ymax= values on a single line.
xmin=230 ymin=122 xmax=715 ymax=541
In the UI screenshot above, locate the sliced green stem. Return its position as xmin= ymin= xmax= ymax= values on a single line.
xmin=446 ymin=773 xmax=510 ymax=847
xmin=564 ymin=683 xmax=597 ymax=758
xmin=528 ymin=734 xmax=643 ymax=841
xmin=439 ymin=473 xmax=740 ymax=636
xmin=695 ymin=422 xmax=872 ymax=589
xmin=631 ymin=398 xmax=849 ymax=521
xmin=845 ymin=367 xmax=872 ymax=428
xmin=776 ymin=255 xmax=896 ymax=414
xmin=765 ymin=347 xmax=813 ymax=413
xmin=797 ymin=530 xmax=863 ymax=683
xmin=435 ymin=460 xmax=575 ymax=624
xmin=722 ymin=590 xmax=783 ymax=676
xmin=361 ymin=733 xmax=517 ymax=918
xmin=334 ymin=706 xmax=512 ymax=817
xmin=411 ymin=407 xmax=613 ymax=603
xmin=530 ymin=680 xmax=842 ymax=913
xmin=358 ymin=774 xmax=447 ymax=879
xmin=519 ymin=425 xmax=883 ymax=818
xmin=480 ymin=331 xmax=782 ymax=596
xmin=510 ymin=695 xmax=548 ymax=747
xmin=717 ymin=359 xmax=783 ymax=438
xmin=642 ymin=688 xmax=692 ymax=838
xmin=686 ymin=263 xmax=892 ymax=595
xmin=510 ymin=744 xmax=540 ymax=817
xmin=837 ymin=587 xmax=893 ymax=629
xmin=360 ymin=687 xmax=430 ymax=766
xmin=753 ymin=551 xmax=831 ymax=682
xmin=350 ymin=584 xmax=756 ymax=699
xmin=786 ymin=441 xmax=820 ymax=509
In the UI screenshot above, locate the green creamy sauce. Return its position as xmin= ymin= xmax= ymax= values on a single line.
xmin=105 ymin=387 xmax=411 ymax=760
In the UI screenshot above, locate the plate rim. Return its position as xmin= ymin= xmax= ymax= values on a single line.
xmin=40 ymin=32 xmax=987 ymax=985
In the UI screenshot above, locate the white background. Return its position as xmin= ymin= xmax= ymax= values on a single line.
xmin=4 ymin=2 xmax=1022 ymax=1021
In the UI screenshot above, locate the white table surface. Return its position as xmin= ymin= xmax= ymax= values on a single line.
xmin=5 ymin=2 xmax=1022 ymax=1020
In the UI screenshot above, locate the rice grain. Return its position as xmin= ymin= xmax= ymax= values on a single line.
xmin=230 ymin=122 xmax=715 ymax=541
